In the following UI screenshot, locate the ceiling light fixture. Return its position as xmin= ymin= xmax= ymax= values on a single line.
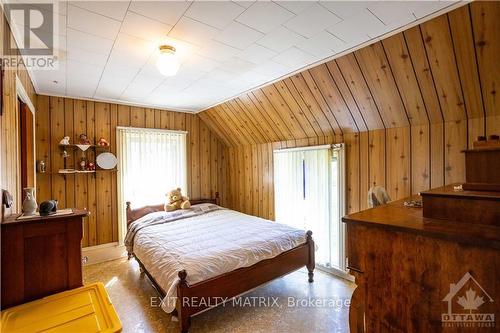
xmin=156 ymin=45 xmax=180 ymax=76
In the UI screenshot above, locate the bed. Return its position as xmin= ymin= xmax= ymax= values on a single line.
xmin=125 ymin=193 xmax=315 ymax=333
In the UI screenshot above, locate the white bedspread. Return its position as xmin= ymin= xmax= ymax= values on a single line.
xmin=132 ymin=206 xmax=307 ymax=313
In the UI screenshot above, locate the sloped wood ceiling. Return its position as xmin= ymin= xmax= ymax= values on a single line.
xmin=200 ymin=2 xmax=499 ymax=145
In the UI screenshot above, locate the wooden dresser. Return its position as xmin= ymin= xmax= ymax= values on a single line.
xmin=1 ymin=210 xmax=88 ymax=309
xmin=343 ymin=189 xmax=500 ymax=332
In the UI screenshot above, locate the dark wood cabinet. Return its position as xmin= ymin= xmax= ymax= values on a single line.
xmin=1 ymin=210 xmax=88 ymax=309
xmin=343 ymin=193 xmax=500 ymax=333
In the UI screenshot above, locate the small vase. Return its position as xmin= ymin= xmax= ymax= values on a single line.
xmin=22 ymin=187 xmax=37 ymax=215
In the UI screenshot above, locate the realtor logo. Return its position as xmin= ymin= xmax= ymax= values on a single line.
xmin=442 ymin=272 xmax=495 ymax=328
xmin=2 ymin=1 xmax=58 ymax=70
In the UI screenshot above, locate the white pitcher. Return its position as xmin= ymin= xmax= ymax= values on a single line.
xmin=22 ymin=187 xmax=37 ymax=215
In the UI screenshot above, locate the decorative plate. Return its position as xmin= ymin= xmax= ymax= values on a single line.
xmin=96 ymin=152 xmax=117 ymax=170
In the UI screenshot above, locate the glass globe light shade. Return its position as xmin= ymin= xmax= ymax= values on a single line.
xmin=156 ymin=45 xmax=180 ymax=76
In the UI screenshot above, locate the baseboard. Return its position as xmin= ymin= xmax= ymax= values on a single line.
xmin=81 ymin=242 xmax=127 ymax=266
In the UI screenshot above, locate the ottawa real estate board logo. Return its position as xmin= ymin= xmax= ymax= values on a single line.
xmin=2 ymin=1 xmax=58 ymax=70
xmin=442 ymin=272 xmax=495 ymax=328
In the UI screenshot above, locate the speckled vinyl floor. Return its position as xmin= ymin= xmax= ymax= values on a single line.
xmin=83 ymin=258 xmax=354 ymax=333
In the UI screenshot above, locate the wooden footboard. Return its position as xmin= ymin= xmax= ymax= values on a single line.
xmin=175 ymin=231 xmax=315 ymax=333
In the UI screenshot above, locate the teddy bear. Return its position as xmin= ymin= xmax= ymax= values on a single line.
xmin=164 ymin=188 xmax=191 ymax=212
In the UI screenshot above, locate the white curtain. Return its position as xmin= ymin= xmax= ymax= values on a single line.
xmin=117 ymin=127 xmax=187 ymax=244
xmin=274 ymin=147 xmax=331 ymax=265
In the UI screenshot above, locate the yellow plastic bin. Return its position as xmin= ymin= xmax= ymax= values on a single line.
xmin=1 ymin=282 xmax=122 ymax=333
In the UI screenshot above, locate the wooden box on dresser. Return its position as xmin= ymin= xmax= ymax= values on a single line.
xmin=343 ymin=194 xmax=500 ymax=333
xmin=1 ymin=210 xmax=88 ymax=309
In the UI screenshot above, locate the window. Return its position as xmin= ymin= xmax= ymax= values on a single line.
xmin=274 ymin=144 xmax=346 ymax=273
xmin=117 ymin=127 xmax=187 ymax=243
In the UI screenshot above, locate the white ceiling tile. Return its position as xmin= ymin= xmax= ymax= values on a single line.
xmin=196 ymin=41 xmax=241 ymax=62
xmin=182 ymin=54 xmax=220 ymax=73
xmin=66 ymin=65 xmax=101 ymax=98
xmin=253 ymin=59 xmax=291 ymax=76
xmin=297 ymin=30 xmax=345 ymax=56
xmin=95 ymin=74 xmax=131 ymax=99
xmin=137 ymin=62 xmax=164 ymax=82
xmin=112 ymin=33 xmax=155 ymax=65
xmin=105 ymin=50 xmax=143 ymax=80
xmin=66 ymin=28 xmax=115 ymax=54
xmin=230 ymin=70 xmax=267 ymax=86
xmin=32 ymin=67 xmax=66 ymax=88
xmin=185 ymin=1 xmax=246 ymax=29
xmin=120 ymin=11 xmax=173 ymax=43
xmin=236 ymin=43 xmax=277 ymax=64
xmin=319 ymin=1 xmax=374 ymax=20
xmin=67 ymin=46 xmax=109 ymax=67
xmin=276 ymin=1 xmax=316 ymax=14
xmin=66 ymin=60 xmax=103 ymax=80
xmin=327 ymin=9 xmax=385 ymax=44
xmin=214 ymin=22 xmax=264 ymax=50
xmin=122 ymin=77 xmax=161 ymax=101
xmin=71 ymin=1 xmax=129 ymax=21
xmin=129 ymin=1 xmax=190 ymax=25
xmin=233 ymin=1 xmax=255 ymax=9
xmin=272 ymin=46 xmax=315 ymax=68
xmin=410 ymin=1 xmax=455 ymax=19
xmin=169 ymin=17 xmax=220 ymax=46
xmin=284 ymin=3 xmax=342 ymax=38
xmin=67 ymin=5 xmax=121 ymax=40
xmin=153 ymin=77 xmax=194 ymax=96
xmin=31 ymin=0 xmax=457 ymax=111
xmin=368 ymin=2 xmax=416 ymax=26
xmin=130 ymin=73 xmax=164 ymax=89
xmin=235 ymin=1 xmax=295 ymax=33
xmin=220 ymin=57 xmax=256 ymax=75
xmin=203 ymin=68 xmax=235 ymax=82
xmin=256 ymin=26 xmax=305 ymax=53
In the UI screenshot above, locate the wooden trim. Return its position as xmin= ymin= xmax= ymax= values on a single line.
xmin=15 ymin=75 xmax=35 ymax=114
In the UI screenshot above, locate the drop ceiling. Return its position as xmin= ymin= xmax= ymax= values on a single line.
xmin=10 ymin=0 xmax=461 ymax=112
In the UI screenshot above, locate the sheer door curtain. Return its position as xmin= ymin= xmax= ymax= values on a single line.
xmin=117 ymin=127 xmax=187 ymax=243
xmin=274 ymin=147 xmax=331 ymax=265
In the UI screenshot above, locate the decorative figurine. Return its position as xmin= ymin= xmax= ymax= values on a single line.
xmin=37 ymin=160 xmax=46 ymax=173
xmin=59 ymin=136 xmax=70 ymax=145
xmin=98 ymin=137 xmax=109 ymax=147
xmin=79 ymin=157 xmax=87 ymax=171
xmin=87 ymin=162 xmax=96 ymax=171
xmin=79 ymin=133 xmax=91 ymax=145
xmin=39 ymin=200 xmax=58 ymax=216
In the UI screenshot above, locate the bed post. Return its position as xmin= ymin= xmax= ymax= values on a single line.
xmin=306 ymin=230 xmax=315 ymax=283
xmin=214 ymin=192 xmax=220 ymax=206
xmin=126 ymin=202 xmax=132 ymax=259
xmin=177 ymin=270 xmax=191 ymax=333
xmin=126 ymin=201 xmax=132 ymax=223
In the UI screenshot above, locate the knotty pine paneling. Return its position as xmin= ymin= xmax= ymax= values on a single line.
xmin=0 ymin=9 xmax=37 ymax=215
xmin=223 ymin=120 xmax=487 ymax=219
xmin=200 ymin=2 xmax=500 ymax=220
xmin=35 ymin=96 xmax=227 ymax=247
xmin=202 ymin=3 xmax=498 ymax=146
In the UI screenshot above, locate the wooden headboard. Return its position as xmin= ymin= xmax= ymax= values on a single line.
xmin=125 ymin=192 xmax=220 ymax=226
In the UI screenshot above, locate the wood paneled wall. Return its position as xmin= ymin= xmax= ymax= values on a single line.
xmin=203 ymin=2 xmax=500 ymax=219
xmin=0 ymin=8 xmax=37 ymax=214
xmin=35 ymin=96 xmax=227 ymax=247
